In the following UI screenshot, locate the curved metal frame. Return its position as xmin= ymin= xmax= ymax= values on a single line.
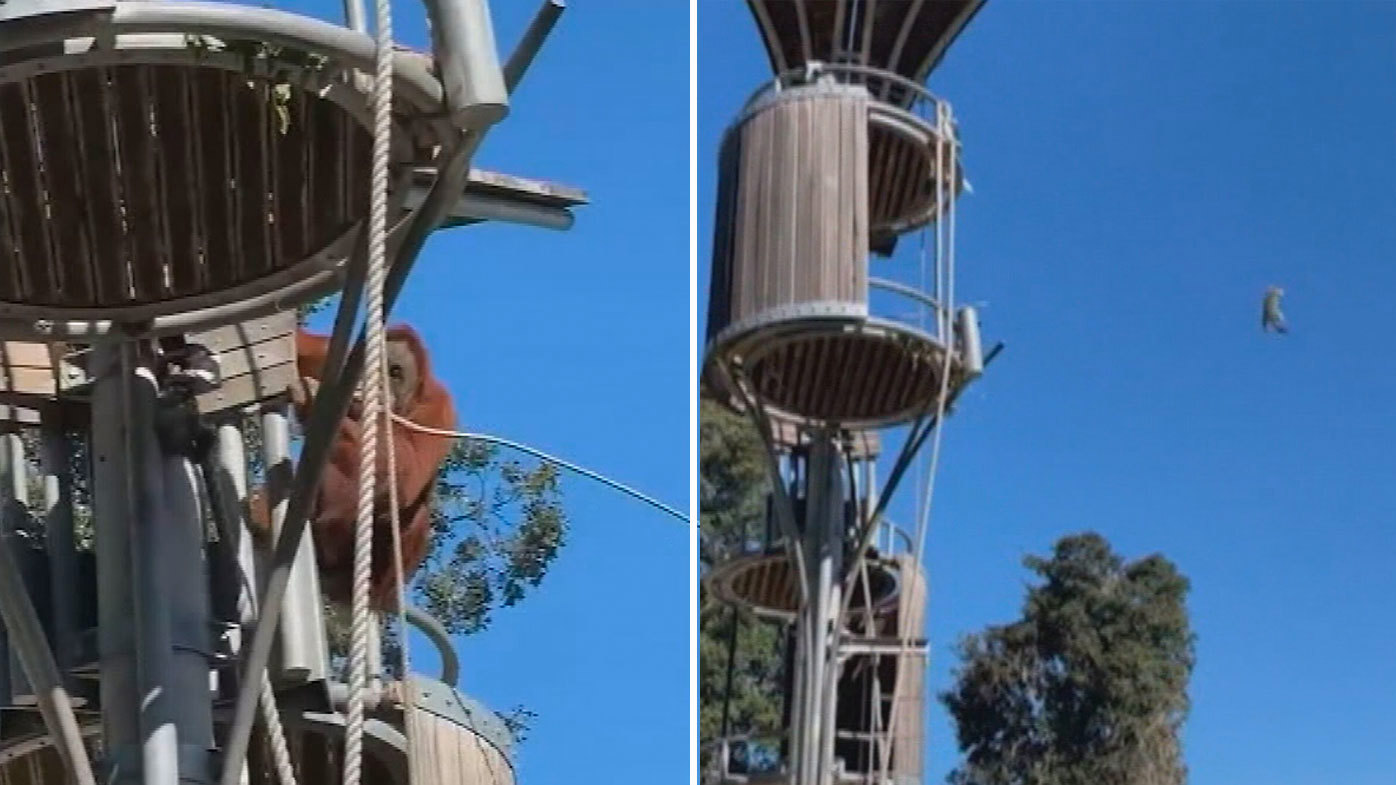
xmin=707 ymin=311 xmax=964 ymax=431
xmin=704 ymin=550 xmax=903 ymax=624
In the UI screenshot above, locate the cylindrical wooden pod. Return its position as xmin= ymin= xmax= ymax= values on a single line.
xmin=706 ymin=83 xmax=870 ymax=347
xmin=704 ymin=83 xmax=960 ymax=429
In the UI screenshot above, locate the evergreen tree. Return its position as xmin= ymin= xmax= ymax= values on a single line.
xmin=698 ymin=399 xmax=785 ymax=780
xmin=942 ymin=533 xmax=1195 ymax=785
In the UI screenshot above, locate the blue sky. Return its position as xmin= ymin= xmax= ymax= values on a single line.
xmin=288 ymin=0 xmax=689 ymax=782
xmin=699 ymin=2 xmax=1396 ymax=783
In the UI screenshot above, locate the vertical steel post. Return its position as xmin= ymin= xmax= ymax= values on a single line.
xmin=806 ymin=431 xmax=844 ymax=785
xmin=262 ymin=404 xmax=327 ymax=685
xmin=782 ymin=431 xmax=846 ymax=785
xmin=91 ymin=343 xmax=214 ymax=785
xmin=162 ymin=454 xmax=214 ymax=779
xmin=90 ymin=344 xmax=139 ymax=782
xmin=0 ymin=431 xmax=25 ymax=704
xmin=41 ymin=417 xmax=79 ymax=699
xmin=207 ymin=422 xmax=256 ymax=633
xmin=422 ymin=0 xmax=510 ymax=129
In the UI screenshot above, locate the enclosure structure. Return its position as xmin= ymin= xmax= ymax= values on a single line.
xmin=0 ymin=0 xmax=586 ymax=783
xmin=703 ymin=2 xmax=990 ymax=784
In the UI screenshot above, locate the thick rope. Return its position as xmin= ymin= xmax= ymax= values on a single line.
xmin=390 ymin=415 xmax=690 ymax=524
xmin=343 ymin=0 xmax=393 ymax=776
xmin=258 ymin=675 xmax=298 ymax=785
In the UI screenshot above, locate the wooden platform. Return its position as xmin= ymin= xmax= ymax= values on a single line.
xmin=704 ymin=548 xmax=900 ymax=622
xmin=0 ymin=57 xmax=403 ymax=325
xmin=0 ymin=311 xmax=297 ymax=421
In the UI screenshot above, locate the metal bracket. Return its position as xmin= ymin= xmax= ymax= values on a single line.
xmin=836 ymin=637 xmax=929 ymax=658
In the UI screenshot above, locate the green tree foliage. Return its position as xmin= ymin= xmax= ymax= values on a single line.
xmin=698 ymin=399 xmax=785 ymax=778
xmin=941 ymin=533 xmax=1195 ymax=785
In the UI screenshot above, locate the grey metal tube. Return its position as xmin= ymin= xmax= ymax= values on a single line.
xmin=123 ymin=348 xmax=180 ymax=785
xmin=90 ymin=345 xmax=140 ymax=775
xmin=404 ymin=605 xmax=459 ymax=687
xmin=423 ymin=0 xmax=509 ymax=129
xmin=0 ymin=432 xmax=32 ymax=704
xmin=341 ymin=0 xmax=365 ymax=33
xmin=160 ymin=455 xmax=215 ymax=781
xmin=503 ymin=0 xmax=565 ymax=93
xmin=41 ymin=419 xmax=80 ymax=698
xmin=402 ymin=189 xmax=575 ymax=231
xmin=0 ymin=501 xmax=96 ymax=785
xmin=262 ymin=404 xmax=327 ymax=685
xmin=211 ymin=424 xmax=256 ymax=627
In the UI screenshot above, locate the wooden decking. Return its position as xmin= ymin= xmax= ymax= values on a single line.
xmin=746 ymin=0 xmax=985 ymax=86
xmin=0 ymin=63 xmax=375 ymax=314
xmin=0 ymin=311 xmax=297 ymax=420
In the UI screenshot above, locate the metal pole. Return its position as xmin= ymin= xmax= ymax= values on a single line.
xmin=804 ymin=432 xmax=844 ymax=785
xmin=119 ymin=345 xmax=181 ymax=785
xmin=89 ymin=344 xmax=140 ymax=783
xmin=0 ymin=431 xmax=31 ymax=704
xmin=41 ymin=418 xmax=80 ymax=697
xmin=262 ymin=404 xmax=327 ymax=685
xmin=160 ymin=453 xmax=215 ymax=782
xmin=422 ymin=0 xmax=509 ymax=129
xmin=209 ymin=423 xmax=256 ymax=629
xmin=503 ymin=0 xmax=564 ymax=93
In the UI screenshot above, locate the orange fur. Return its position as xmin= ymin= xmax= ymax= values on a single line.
xmin=251 ymin=325 xmax=456 ymax=611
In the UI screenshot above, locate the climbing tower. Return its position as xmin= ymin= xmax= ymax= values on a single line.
xmin=703 ymin=2 xmax=990 ymax=783
xmin=0 ymin=0 xmax=586 ymax=783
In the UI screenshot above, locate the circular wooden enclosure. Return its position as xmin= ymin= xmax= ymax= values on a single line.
xmin=867 ymin=102 xmax=962 ymax=246
xmin=0 ymin=9 xmax=450 ymax=337
xmin=704 ymin=82 xmax=963 ymax=429
xmin=0 ymin=675 xmax=517 ymax=785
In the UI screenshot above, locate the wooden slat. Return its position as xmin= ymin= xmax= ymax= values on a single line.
xmin=274 ymin=82 xmax=311 ymax=265
xmin=152 ymin=66 xmax=203 ymax=296
xmin=0 ymin=83 xmax=49 ymax=304
xmin=30 ymin=74 xmax=94 ymax=306
xmin=112 ymin=65 xmax=166 ymax=302
xmin=232 ymin=79 xmax=271 ymax=278
xmin=69 ymin=69 xmax=128 ymax=305
xmin=308 ymin=90 xmax=345 ymax=248
xmin=195 ymin=69 xmax=236 ymax=293
xmin=711 ymin=86 xmax=868 ymax=334
xmin=189 ymin=311 xmax=296 ymax=353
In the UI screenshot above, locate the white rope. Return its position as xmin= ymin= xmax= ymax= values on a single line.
xmin=390 ymin=414 xmax=690 ymax=524
xmin=343 ymin=0 xmax=393 ymax=775
xmin=257 ymin=674 xmax=298 ymax=785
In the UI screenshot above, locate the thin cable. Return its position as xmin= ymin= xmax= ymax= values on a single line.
xmin=391 ymin=415 xmax=690 ymax=524
xmin=878 ymin=99 xmax=958 ymax=781
xmin=382 ymin=346 xmax=415 ymax=785
xmin=343 ymin=0 xmax=393 ymax=777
